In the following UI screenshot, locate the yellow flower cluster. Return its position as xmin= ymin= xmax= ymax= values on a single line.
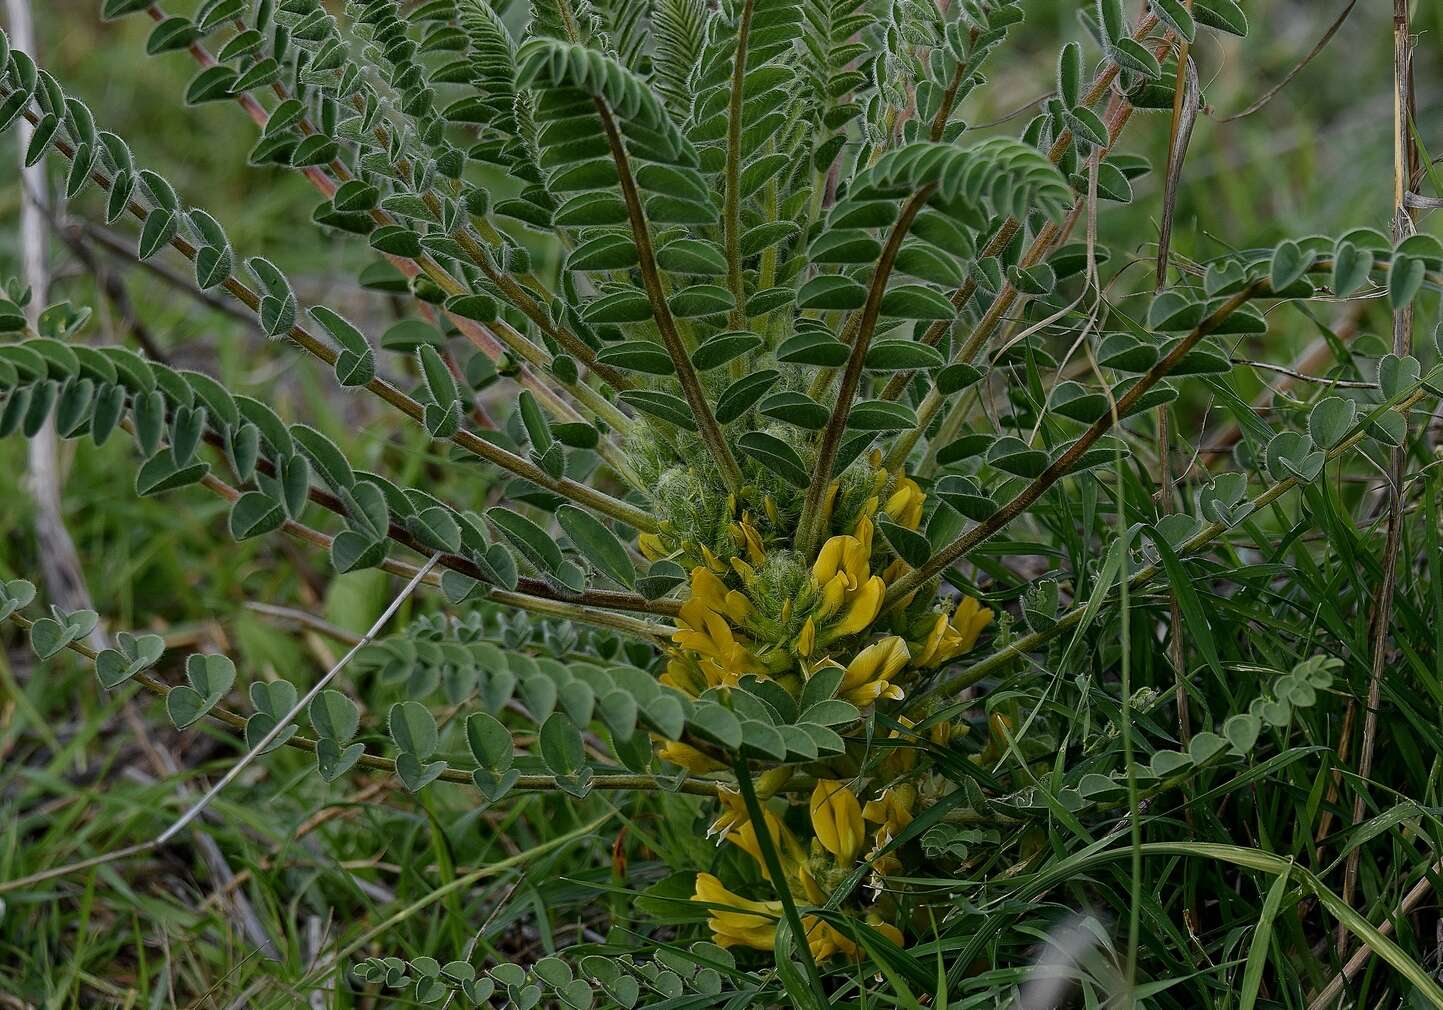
xmin=654 ymin=463 xmax=997 ymax=962
xmin=692 ymin=778 xmax=909 ymax=960
xmin=662 ymin=471 xmax=958 ymax=695
xmin=910 ymin=595 xmax=994 ymax=669
xmin=661 ymin=472 xmax=992 ymax=708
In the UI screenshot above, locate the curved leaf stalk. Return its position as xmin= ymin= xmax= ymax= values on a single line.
xmin=0 ymin=613 xmax=723 ymax=821
xmin=194 ymin=422 xmax=679 ymax=618
xmin=795 ymin=186 xmax=936 ymax=555
xmin=921 ymin=369 xmax=1441 ymax=703
xmin=5 ymin=99 xmax=658 ymax=531
xmin=882 ymin=98 xmax=1141 ymax=470
xmin=882 ymin=282 xmax=1267 ymax=607
xmin=877 ymin=13 xmax=1167 ymax=407
xmin=153 ymin=6 xmax=639 ymax=472
xmin=595 ymin=98 xmax=744 ymax=494
xmin=722 ymin=0 xmax=755 ymax=331
xmin=193 ymin=469 xmax=673 ymax=642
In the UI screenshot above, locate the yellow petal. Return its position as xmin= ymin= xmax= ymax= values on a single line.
xmin=738 ymin=518 xmax=766 ymax=565
xmin=708 ymin=787 xmax=749 ymax=839
xmin=690 ymin=567 xmax=730 ymax=612
xmin=656 ymin=739 xmax=726 ymax=774
xmin=815 ymin=573 xmax=848 ymax=621
xmin=795 ymin=616 xmax=816 ymax=658
xmin=854 ymin=513 xmax=875 ymax=554
xmin=729 ymin=556 xmax=757 ymax=585
xmin=913 ymin=613 xmax=948 ymax=668
xmin=842 ymin=536 xmax=871 ymax=588
xmin=725 ymin=808 xmax=800 ymax=882
xmin=817 ymin=480 xmax=840 ymax=533
xmin=804 ymin=918 xmax=862 ymax=961
xmin=812 ymin=535 xmax=856 ymax=585
xmin=840 ymin=636 xmax=909 ymax=692
xmin=693 ymin=874 xmax=781 ymax=951
xmin=956 ymin=598 xmax=994 ymax=652
xmin=810 ymin=780 xmax=864 ymax=863
xmin=723 ymin=589 xmax=756 ymax=625
xmin=884 ymin=478 xmax=925 ymax=530
xmin=866 ymin=914 xmax=904 ymax=947
xmin=828 ymin=577 xmax=884 ymax=639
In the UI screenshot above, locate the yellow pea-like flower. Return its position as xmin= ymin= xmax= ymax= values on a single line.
xmin=693 ymin=873 xmax=781 ymax=950
xmin=863 ymin=784 xmax=917 ymax=835
xmin=910 ymin=596 xmax=994 ymax=669
xmin=952 ymin=595 xmax=993 ymax=653
xmin=723 ymin=589 xmax=757 ymax=625
xmin=725 ymin=807 xmax=807 ymax=883
xmin=853 ymin=513 xmax=876 ymax=553
xmin=813 ymin=572 xmax=847 ymax=622
xmin=801 ymin=915 xmax=904 ymax=961
xmin=755 ymin=766 xmax=794 ymax=798
xmin=929 ymin=718 xmax=955 ymax=747
xmin=865 ymin=915 xmax=905 ymax=948
xmin=826 ymin=576 xmax=885 ymax=639
xmin=708 ymin=786 xmax=749 ymax=839
xmin=810 ymin=780 xmax=865 ymax=864
xmin=812 ymin=534 xmax=859 ymax=588
xmin=660 ymin=656 xmax=707 ymax=697
xmin=817 ymin=479 xmax=840 ymax=532
xmin=734 ymin=516 xmax=766 ymax=565
xmin=843 ymin=535 xmax=871 ymax=586
xmin=863 ymin=784 xmax=918 ymax=877
xmin=883 ymin=477 xmax=925 ymax=530
xmin=838 ymin=636 xmax=909 ymax=706
xmin=655 ymin=739 xmax=726 ymax=775
xmin=911 ymin=612 xmax=950 ymax=669
xmin=729 ymin=556 xmax=757 ymax=585
xmin=689 ymin=567 xmax=730 ymax=613
xmin=803 ymin=918 xmax=855 ymax=961
xmin=880 ymin=716 xmax=919 ymax=776
xmin=700 ymin=544 xmax=727 ymax=573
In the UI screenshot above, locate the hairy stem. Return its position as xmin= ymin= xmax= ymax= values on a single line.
xmin=723 ymin=0 xmax=754 ymax=331
xmin=595 ymin=98 xmax=743 ymax=494
xmin=795 ymin=186 xmax=934 ymax=554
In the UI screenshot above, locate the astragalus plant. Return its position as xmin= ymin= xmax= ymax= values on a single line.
xmin=2 ymin=0 xmax=1442 ymax=1005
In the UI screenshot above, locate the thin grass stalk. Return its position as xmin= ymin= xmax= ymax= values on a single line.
xmin=922 ymin=372 xmax=1441 ymax=703
xmin=1339 ymin=0 xmax=1417 ymax=937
